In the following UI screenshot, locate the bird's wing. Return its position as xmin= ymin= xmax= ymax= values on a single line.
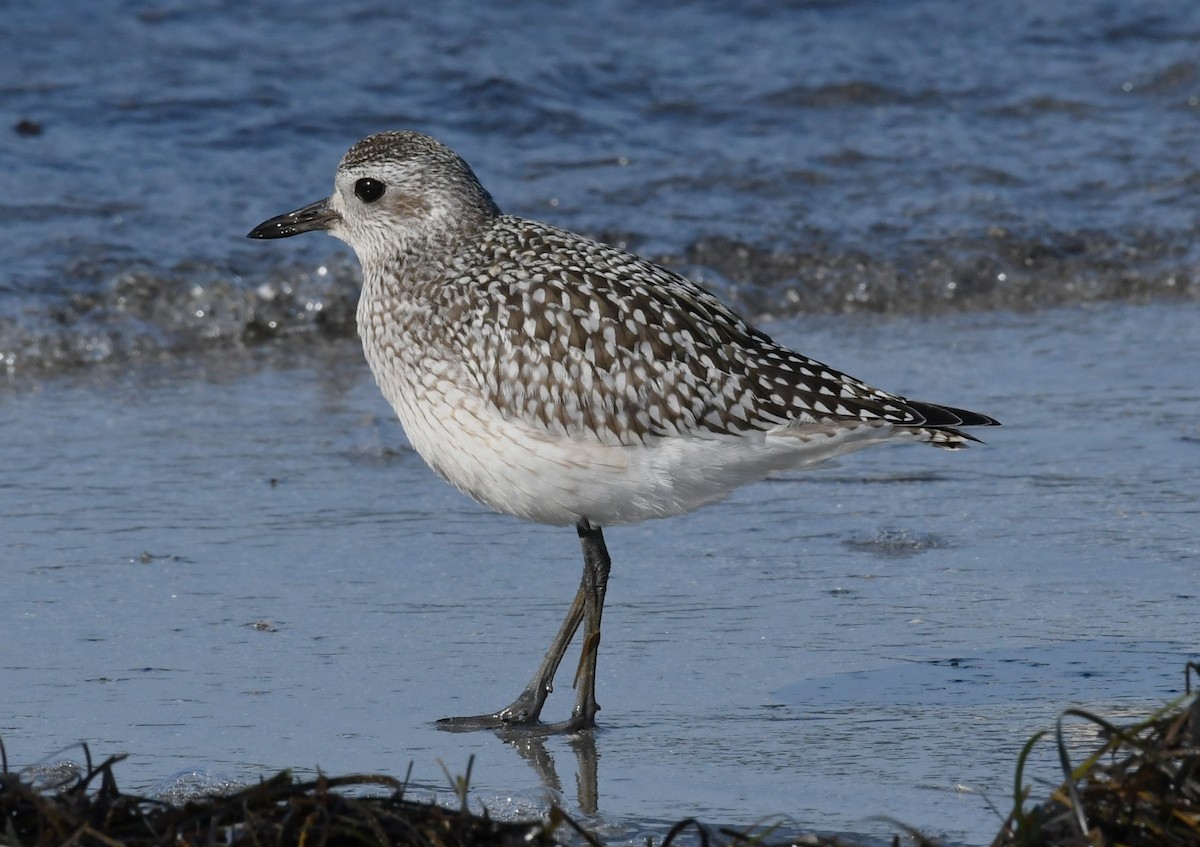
xmin=457 ymin=219 xmax=995 ymax=446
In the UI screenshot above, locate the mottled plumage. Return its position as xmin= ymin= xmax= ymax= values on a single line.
xmin=447 ymin=220 xmax=982 ymax=441
xmin=249 ymin=130 xmax=998 ymax=732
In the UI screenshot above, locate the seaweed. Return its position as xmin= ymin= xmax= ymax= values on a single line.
xmin=993 ymin=662 xmax=1200 ymax=847
xmin=4 ymin=665 xmax=1198 ymax=847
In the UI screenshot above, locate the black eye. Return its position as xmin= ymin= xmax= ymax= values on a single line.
xmin=354 ymin=177 xmax=386 ymax=203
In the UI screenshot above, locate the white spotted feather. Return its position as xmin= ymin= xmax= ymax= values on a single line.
xmin=305 ymin=131 xmax=999 ymax=527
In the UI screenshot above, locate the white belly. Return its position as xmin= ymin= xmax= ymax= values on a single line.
xmin=379 ymin=370 xmax=899 ymax=528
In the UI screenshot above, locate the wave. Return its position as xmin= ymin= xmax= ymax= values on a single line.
xmin=2 ymin=228 xmax=1196 ymax=377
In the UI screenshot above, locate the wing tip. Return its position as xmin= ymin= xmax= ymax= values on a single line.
xmin=909 ymin=400 xmax=1001 ymax=430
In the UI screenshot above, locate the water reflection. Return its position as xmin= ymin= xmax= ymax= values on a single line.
xmin=502 ymin=731 xmax=599 ymax=816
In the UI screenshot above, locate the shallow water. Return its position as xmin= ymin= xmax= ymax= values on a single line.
xmin=3 ymin=301 xmax=1197 ymax=845
xmin=3 ymin=1 xmax=1199 ymax=842
xmin=3 ymin=1 xmax=1200 ymax=372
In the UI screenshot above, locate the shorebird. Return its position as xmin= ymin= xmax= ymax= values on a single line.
xmin=248 ymin=131 xmax=998 ymax=734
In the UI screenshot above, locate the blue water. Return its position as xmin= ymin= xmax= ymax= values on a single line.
xmin=2 ymin=2 xmax=1200 ymax=845
xmin=2 ymin=0 xmax=1199 ymax=370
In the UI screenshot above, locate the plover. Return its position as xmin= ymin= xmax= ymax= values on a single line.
xmin=248 ymin=130 xmax=998 ymax=734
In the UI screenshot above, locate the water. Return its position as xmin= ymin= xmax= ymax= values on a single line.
xmin=2 ymin=1 xmax=1199 ymax=844
xmin=3 ymin=1 xmax=1200 ymax=371
xmin=4 ymin=303 xmax=1197 ymax=844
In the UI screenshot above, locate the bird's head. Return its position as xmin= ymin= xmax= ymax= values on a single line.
xmin=248 ymin=130 xmax=500 ymax=267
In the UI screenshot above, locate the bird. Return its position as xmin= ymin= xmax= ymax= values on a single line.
xmin=247 ymin=130 xmax=999 ymax=734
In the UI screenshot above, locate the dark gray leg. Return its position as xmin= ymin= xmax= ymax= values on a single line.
xmin=561 ymin=522 xmax=611 ymax=730
xmin=436 ymin=520 xmax=611 ymax=734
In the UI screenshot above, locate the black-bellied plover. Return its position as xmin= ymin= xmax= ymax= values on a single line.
xmin=248 ymin=131 xmax=998 ymax=734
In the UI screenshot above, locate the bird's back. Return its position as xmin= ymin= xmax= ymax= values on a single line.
xmin=419 ymin=216 xmax=992 ymax=445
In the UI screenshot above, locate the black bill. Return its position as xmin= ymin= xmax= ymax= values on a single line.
xmin=247 ymin=198 xmax=339 ymax=239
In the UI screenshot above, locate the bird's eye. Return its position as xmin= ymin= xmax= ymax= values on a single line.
xmin=354 ymin=177 xmax=386 ymax=203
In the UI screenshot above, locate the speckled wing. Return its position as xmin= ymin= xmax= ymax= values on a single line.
xmin=452 ymin=218 xmax=996 ymax=447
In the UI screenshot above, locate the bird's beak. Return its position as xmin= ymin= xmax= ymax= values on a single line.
xmin=247 ymin=198 xmax=340 ymax=239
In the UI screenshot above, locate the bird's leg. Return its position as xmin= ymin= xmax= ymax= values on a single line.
xmin=436 ymin=534 xmax=587 ymax=732
xmin=436 ymin=521 xmax=612 ymax=735
xmin=504 ymin=522 xmax=611 ymax=735
xmin=560 ymin=523 xmax=611 ymax=730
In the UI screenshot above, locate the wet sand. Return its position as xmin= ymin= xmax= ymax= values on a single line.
xmin=2 ymin=301 xmax=1198 ymax=845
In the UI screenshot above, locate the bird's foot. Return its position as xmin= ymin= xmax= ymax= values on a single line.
xmin=435 ymin=711 xmax=518 ymax=733
xmin=436 ymin=712 xmax=595 ymax=736
xmin=495 ymin=713 xmax=595 ymax=738
xmin=436 ymin=689 xmax=543 ymax=733
xmin=436 ymin=691 xmax=597 ymax=736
